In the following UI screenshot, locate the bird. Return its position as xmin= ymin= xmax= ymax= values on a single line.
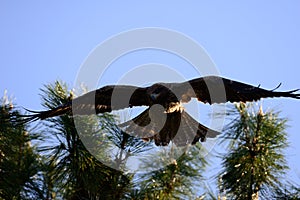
xmin=19 ymin=76 xmax=300 ymax=146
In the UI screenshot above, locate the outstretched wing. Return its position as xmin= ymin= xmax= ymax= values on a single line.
xmin=19 ymin=85 xmax=151 ymax=123
xmin=119 ymin=108 xmax=220 ymax=146
xmin=73 ymin=85 xmax=150 ymax=114
xmin=173 ymin=76 xmax=300 ymax=104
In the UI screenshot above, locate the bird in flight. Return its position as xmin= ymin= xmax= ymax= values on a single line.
xmin=20 ymin=76 xmax=299 ymax=146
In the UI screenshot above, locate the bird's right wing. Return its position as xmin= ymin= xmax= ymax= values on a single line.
xmin=73 ymin=85 xmax=150 ymax=114
xmin=18 ymin=85 xmax=151 ymax=123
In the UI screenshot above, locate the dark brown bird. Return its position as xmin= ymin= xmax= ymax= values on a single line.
xmin=20 ymin=76 xmax=300 ymax=146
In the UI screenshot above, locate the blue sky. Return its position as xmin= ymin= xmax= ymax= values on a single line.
xmin=1 ymin=1 xmax=299 ymax=185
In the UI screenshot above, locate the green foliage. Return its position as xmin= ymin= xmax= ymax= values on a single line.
xmin=134 ymin=144 xmax=208 ymax=199
xmin=0 ymin=97 xmax=44 ymax=199
xmin=220 ymin=103 xmax=289 ymax=199
xmin=272 ymin=182 xmax=300 ymax=199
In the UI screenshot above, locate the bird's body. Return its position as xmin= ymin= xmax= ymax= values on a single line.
xmin=21 ymin=76 xmax=300 ymax=146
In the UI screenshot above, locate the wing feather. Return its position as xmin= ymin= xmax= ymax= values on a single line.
xmin=73 ymin=85 xmax=150 ymax=114
xmin=173 ymin=76 xmax=300 ymax=104
xmin=20 ymin=85 xmax=150 ymax=122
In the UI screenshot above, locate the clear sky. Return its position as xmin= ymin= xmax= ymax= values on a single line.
xmin=1 ymin=1 xmax=299 ymax=185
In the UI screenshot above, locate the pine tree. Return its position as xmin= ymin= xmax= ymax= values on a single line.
xmin=0 ymin=94 xmax=44 ymax=199
xmin=38 ymin=81 xmax=133 ymax=199
xmin=134 ymin=144 xmax=208 ymax=199
xmin=220 ymin=103 xmax=289 ymax=199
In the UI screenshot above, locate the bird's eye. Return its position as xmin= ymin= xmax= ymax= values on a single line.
xmin=151 ymin=87 xmax=165 ymax=100
xmin=150 ymin=93 xmax=159 ymax=100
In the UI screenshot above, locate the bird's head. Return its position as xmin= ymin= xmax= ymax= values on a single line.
xmin=148 ymin=84 xmax=168 ymax=103
xmin=147 ymin=84 xmax=177 ymax=105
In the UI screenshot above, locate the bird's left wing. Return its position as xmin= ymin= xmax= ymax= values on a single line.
xmin=172 ymin=76 xmax=300 ymax=104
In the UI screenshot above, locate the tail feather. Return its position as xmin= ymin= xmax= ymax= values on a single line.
xmin=119 ymin=108 xmax=221 ymax=146
xmin=178 ymin=111 xmax=221 ymax=145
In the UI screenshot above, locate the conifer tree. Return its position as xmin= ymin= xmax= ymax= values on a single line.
xmin=0 ymin=95 xmax=44 ymax=199
xmin=220 ymin=103 xmax=289 ymax=199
